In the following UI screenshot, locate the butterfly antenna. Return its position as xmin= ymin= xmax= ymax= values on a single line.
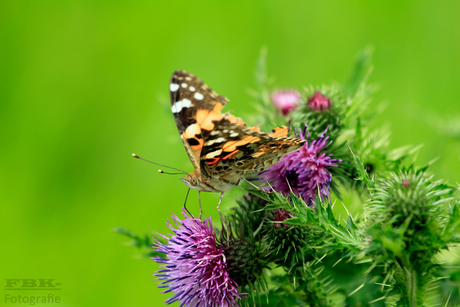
xmin=158 ymin=170 xmax=185 ymax=175
xmin=132 ymin=153 xmax=188 ymax=175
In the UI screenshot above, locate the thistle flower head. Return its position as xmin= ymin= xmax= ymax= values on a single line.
xmin=271 ymin=90 xmax=301 ymax=115
xmin=260 ymin=128 xmax=340 ymax=205
xmin=153 ymin=210 xmax=243 ymax=307
xmin=288 ymin=86 xmax=344 ymax=142
xmin=308 ymin=91 xmax=331 ymax=112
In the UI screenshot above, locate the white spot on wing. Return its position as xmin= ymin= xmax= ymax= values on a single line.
xmin=181 ymin=83 xmax=187 ymax=88
xmin=229 ymin=132 xmax=239 ymax=137
xmin=182 ymin=98 xmax=192 ymax=108
xmin=207 ymin=137 xmax=226 ymax=146
xmin=205 ymin=149 xmax=223 ymax=159
xmin=194 ymin=92 xmax=204 ymax=100
xmin=189 ymin=86 xmax=195 ymax=92
xmin=170 ymin=83 xmax=179 ymax=92
xmin=171 ymin=98 xmax=192 ymax=113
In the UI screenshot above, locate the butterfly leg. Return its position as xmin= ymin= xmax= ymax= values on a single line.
xmin=198 ymin=191 xmax=203 ymax=219
xmin=183 ymin=188 xmax=193 ymax=217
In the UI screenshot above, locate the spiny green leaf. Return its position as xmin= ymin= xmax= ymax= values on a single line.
xmin=350 ymin=148 xmax=375 ymax=190
xmin=247 ymin=188 xmax=272 ymax=202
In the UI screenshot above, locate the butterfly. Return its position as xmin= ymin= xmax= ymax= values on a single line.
xmin=169 ymin=70 xmax=305 ymax=218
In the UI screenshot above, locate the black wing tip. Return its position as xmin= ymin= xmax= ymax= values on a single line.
xmin=172 ymin=70 xmax=193 ymax=79
xmin=172 ymin=69 xmax=185 ymax=75
xmin=169 ymin=70 xmax=229 ymax=105
xmin=170 ymin=70 xmax=200 ymax=87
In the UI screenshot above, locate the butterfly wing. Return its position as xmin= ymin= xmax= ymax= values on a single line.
xmin=170 ymin=70 xmax=229 ymax=169
xmin=170 ymin=70 xmax=305 ymax=193
xmin=199 ymin=117 xmax=305 ymax=190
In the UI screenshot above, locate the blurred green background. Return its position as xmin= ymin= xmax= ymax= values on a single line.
xmin=1 ymin=1 xmax=460 ymax=306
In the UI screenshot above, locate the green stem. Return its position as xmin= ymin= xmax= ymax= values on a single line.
xmin=404 ymin=267 xmax=417 ymax=307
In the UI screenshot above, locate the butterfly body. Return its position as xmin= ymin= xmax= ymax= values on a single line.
xmin=180 ymin=168 xmax=234 ymax=193
xmin=169 ymin=70 xmax=305 ymax=215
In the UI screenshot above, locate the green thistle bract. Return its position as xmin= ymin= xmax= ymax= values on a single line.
xmin=232 ymin=193 xmax=269 ymax=239
xmin=218 ymin=215 xmax=271 ymax=300
xmin=264 ymin=209 xmax=315 ymax=272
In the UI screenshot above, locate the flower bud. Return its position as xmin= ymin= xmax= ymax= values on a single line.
xmin=308 ymin=91 xmax=331 ymax=112
xmin=271 ymin=90 xmax=301 ymax=115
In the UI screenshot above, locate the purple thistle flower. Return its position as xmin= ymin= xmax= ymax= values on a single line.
xmin=153 ymin=210 xmax=243 ymax=307
xmin=271 ymin=90 xmax=301 ymax=115
xmin=308 ymin=91 xmax=331 ymax=112
xmin=260 ymin=128 xmax=340 ymax=205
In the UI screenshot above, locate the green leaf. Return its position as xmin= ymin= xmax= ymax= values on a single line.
xmin=344 ymin=46 xmax=374 ymax=98
xmin=114 ymin=227 xmax=164 ymax=258
xmin=247 ymin=188 xmax=272 ymax=202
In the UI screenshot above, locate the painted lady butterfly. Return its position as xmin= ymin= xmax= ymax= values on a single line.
xmin=169 ymin=70 xmax=305 ymax=217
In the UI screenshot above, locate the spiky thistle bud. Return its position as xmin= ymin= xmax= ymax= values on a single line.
xmin=308 ymin=91 xmax=331 ymax=112
xmin=366 ymin=171 xmax=455 ymax=307
xmin=288 ymin=86 xmax=345 ymax=142
xmin=232 ymin=193 xmax=269 ymax=239
xmin=217 ymin=215 xmax=271 ymax=303
xmin=263 ymin=208 xmax=316 ymax=272
xmin=368 ymin=171 xmax=448 ymax=240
